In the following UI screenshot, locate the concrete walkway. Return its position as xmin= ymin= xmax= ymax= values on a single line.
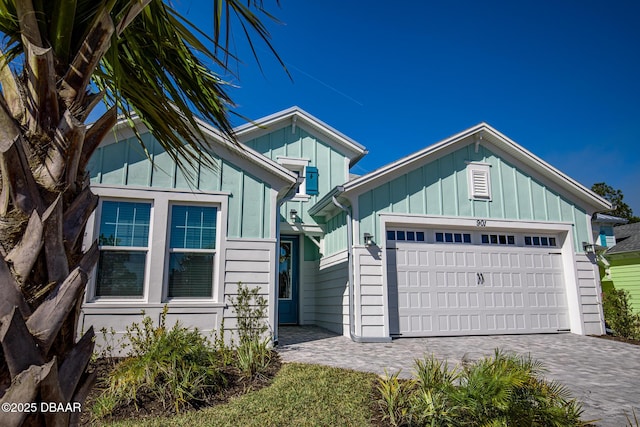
xmin=277 ymin=326 xmax=640 ymax=426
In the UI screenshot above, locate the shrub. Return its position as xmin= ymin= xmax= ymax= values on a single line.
xmin=455 ymin=350 xmax=583 ymax=426
xmin=93 ymin=307 xmax=226 ymax=418
xmin=378 ymin=350 xmax=584 ymax=427
xmin=603 ymin=288 xmax=640 ymax=340
xmin=229 ymin=283 xmax=274 ymax=378
xmin=229 ymin=283 xmax=269 ymax=344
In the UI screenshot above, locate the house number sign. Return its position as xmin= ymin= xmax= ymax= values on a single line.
xmin=476 ymin=219 xmax=487 ymax=227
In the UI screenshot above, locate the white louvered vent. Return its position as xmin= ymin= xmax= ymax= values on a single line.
xmin=467 ymin=163 xmax=491 ymax=200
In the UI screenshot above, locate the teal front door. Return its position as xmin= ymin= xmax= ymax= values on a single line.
xmin=278 ymin=236 xmax=299 ymax=324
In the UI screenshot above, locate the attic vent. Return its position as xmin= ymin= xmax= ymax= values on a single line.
xmin=467 ymin=162 xmax=491 ymax=200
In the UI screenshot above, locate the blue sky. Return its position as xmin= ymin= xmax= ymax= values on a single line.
xmin=180 ymin=0 xmax=640 ymax=213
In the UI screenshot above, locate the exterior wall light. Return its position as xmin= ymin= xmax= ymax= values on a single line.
xmin=364 ymin=233 xmax=374 ymax=246
xmin=582 ymin=241 xmax=595 ymax=254
xmin=289 ymin=209 xmax=297 ymax=222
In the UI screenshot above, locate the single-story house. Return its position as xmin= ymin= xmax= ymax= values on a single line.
xmin=81 ymin=107 xmax=611 ymax=346
xmin=602 ymin=222 xmax=640 ymax=312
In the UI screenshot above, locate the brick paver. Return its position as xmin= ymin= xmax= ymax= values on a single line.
xmin=277 ymin=326 xmax=640 ymax=426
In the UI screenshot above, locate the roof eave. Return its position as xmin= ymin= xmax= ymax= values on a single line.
xmin=234 ymin=106 xmax=367 ymax=165
xmin=342 ymin=122 xmax=613 ymax=211
xmin=308 ymin=186 xmax=345 ymax=218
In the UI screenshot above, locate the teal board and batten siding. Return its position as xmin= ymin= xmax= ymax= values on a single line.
xmin=244 ymin=126 xmax=349 ymax=227
xmin=88 ymin=135 xmax=272 ymax=239
xmin=323 ymin=211 xmax=348 ymax=256
xmin=357 ymin=143 xmax=590 ymax=250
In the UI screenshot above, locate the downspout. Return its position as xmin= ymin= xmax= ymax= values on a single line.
xmin=331 ymin=194 xmax=391 ymax=343
xmin=273 ymin=177 xmax=303 ymax=346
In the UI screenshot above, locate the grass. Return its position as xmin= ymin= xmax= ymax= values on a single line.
xmin=107 ymin=363 xmax=378 ymax=427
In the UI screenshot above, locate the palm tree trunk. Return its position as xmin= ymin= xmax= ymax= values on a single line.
xmin=0 ymin=4 xmax=146 ymax=426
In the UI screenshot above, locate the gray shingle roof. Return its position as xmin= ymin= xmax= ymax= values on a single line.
xmin=594 ymin=213 xmax=628 ymax=224
xmin=607 ymin=222 xmax=640 ymax=254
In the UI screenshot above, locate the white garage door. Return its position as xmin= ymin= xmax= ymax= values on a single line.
xmin=387 ymin=229 xmax=570 ymax=336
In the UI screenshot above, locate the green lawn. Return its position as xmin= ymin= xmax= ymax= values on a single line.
xmin=108 ymin=363 xmax=379 ymax=427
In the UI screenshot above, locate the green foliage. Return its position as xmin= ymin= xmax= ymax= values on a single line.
xmin=409 ymin=356 xmax=460 ymax=426
xmin=228 ymin=283 xmax=272 ymax=378
xmin=456 ymin=350 xmax=583 ymax=426
xmin=591 ymin=182 xmax=639 ymax=223
xmin=378 ymin=350 xmax=584 ymax=427
xmin=236 ymin=337 xmax=272 ymax=379
xmin=93 ymin=307 xmax=226 ymax=418
xmin=603 ymin=288 xmax=640 ymax=340
xmin=229 ymin=283 xmax=269 ymax=344
xmin=211 ymin=318 xmax=235 ymax=366
xmin=0 ymin=0 xmax=286 ymax=172
xmin=377 ymin=370 xmax=414 ymax=427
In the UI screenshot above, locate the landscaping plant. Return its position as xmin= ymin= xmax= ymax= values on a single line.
xmin=603 ymin=288 xmax=640 ymax=340
xmin=378 ymin=350 xmax=584 ymax=427
xmin=377 ymin=370 xmax=414 ymax=427
xmin=229 ymin=283 xmax=273 ymax=378
xmin=92 ymin=307 xmax=226 ymax=419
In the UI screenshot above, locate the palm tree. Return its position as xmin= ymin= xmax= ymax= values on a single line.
xmin=0 ymin=1 xmax=283 ymax=425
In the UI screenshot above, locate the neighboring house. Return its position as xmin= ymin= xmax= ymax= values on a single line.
xmin=592 ymin=213 xmax=628 ymax=249
xmin=602 ymin=223 xmax=640 ymax=313
xmin=81 ymin=107 xmax=611 ymax=346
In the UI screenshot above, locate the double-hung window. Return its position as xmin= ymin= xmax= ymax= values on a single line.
xmin=167 ymin=205 xmax=217 ymax=298
xmin=96 ymin=201 xmax=151 ymax=297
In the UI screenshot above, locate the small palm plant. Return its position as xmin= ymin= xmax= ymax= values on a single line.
xmin=377 ymin=350 xmax=584 ymax=427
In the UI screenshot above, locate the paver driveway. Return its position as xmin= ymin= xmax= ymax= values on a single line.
xmin=278 ymin=326 xmax=640 ymax=426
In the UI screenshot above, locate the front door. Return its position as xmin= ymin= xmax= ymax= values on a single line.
xmin=278 ymin=236 xmax=299 ymax=324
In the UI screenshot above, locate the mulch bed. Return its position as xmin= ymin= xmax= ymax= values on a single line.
xmin=591 ymin=334 xmax=640 ymax=346
xmin=80 ymin=354 xmax=282 ymax=425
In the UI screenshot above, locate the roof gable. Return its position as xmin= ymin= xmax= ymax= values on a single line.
xmin=342 ymin=123 xmax=611 ymax=212
xmin=98 ymin=116 xmax=298 ymax=193
xmin=235 ymin=106 xmax=367 ymax=167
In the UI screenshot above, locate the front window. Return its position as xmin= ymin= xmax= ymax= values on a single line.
xmin=167 ymin=205 xmax=217 ymax=298
xmin=96 ymin=201 xmax=151 ymax=297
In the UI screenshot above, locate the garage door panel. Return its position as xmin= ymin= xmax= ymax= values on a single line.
xmin=486 ymin=313 xmax=526 ymax=332
xmin=390 ymin=237 xmax=569 ymax=337
xmin=401 ymin=315 xmax=434 ymax=334
xmin=438 ymin=313 xmax=482 ymax=333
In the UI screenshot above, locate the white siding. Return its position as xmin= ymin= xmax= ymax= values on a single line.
xmin=81 ymin=306 xmax=223 ymax=357
xmin=314 ymin=251 xmax=349 ymax=334
xmin=575 ymin=253 xmax=605 ymax=335
xmin=353 ymin=247 xmax=386 ymax=337
xmin=222 ymin=239 xmax=276 ymax=341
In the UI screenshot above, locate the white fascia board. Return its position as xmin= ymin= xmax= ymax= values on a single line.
xmin=193 ymin=117 xmax=298 ymax=186
xmin=234 ymin=106 xmax=368 ymax=166
xmin=480 ymin=125 xmax=612 ymax=212
xmin=344 ymin=123 xmax=487 ymax=194
xmin=101 ymin=115 xmax=298 ymax=192
xmin=343 ymin=122 xmax=611 ymax=212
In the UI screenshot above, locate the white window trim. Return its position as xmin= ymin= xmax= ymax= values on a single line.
xmin=85 ymin=186 xmax=228 ymax=305
xmin=277 ymin=156 xmax=310 ymax=199
xmin=165 ymin=202 xmax=220 ymax=301
xmin=91 ymin=198 xmax=153 ymax=301
xmin=466 ymin=162 xmax=492 ymax=200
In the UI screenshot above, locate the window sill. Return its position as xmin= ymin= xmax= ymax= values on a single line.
xmin=291 ymin=194 xmax=311 ymax=201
